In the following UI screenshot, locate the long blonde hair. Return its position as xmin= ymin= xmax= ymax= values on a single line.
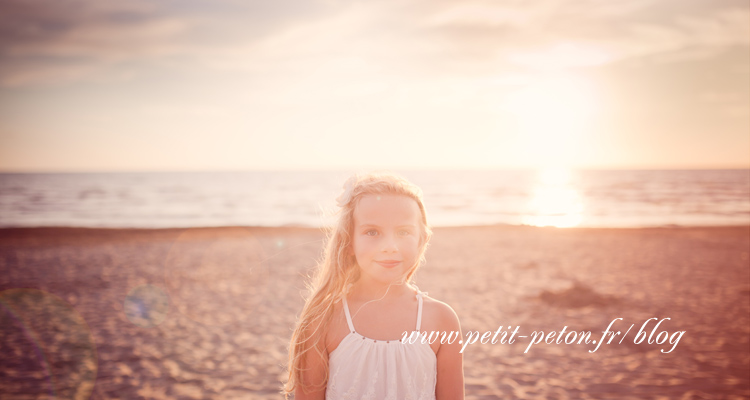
xmin=282 ymin=171 xmax=433 ymax=397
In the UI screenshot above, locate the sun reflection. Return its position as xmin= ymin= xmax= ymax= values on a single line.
xmin=522 ymin=167 xmax=584 ymax=228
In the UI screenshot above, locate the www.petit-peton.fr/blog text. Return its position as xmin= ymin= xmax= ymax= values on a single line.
xmin=400 ymin=318 xmax=686 ymax=354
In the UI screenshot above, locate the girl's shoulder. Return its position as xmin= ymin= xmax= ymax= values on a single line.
xmin=419 ymin=292 xmax=462 ymax=333
xmin=323 ymin=298 xmax=352 ymax=354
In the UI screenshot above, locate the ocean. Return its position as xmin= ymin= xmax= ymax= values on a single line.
xmin=0 ymin=169 xmax=748 ymax=228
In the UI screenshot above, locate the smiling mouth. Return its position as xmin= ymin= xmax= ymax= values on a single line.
xmin=376 ymin=260 xmax=402 ymax=268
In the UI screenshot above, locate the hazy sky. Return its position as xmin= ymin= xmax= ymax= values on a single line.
xmin=0 ymin=0 xmax=748 ymax=172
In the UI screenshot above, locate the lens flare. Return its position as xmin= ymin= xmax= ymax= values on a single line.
xmin=0 ymin=289 xmax=97 ymax=399
xmin=124 ymin=284 xmax=170 ymax=328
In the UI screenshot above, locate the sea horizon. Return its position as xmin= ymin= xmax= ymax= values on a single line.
xmin=2 ymin=168 xmax=748 ymax=229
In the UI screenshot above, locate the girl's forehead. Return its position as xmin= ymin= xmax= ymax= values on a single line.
xmin=353 ymin=194 xmax=421 ymax=226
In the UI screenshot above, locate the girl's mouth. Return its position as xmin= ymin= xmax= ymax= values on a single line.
xmin=375 ymin=260 xmax=401 ymax=268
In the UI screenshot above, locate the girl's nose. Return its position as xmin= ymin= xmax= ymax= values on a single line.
xmin=382 ymin=234 xmax=399 ymax=252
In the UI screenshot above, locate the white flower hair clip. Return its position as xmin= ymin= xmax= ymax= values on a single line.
xmin=335 ymin=175 xmax=358 ymax=208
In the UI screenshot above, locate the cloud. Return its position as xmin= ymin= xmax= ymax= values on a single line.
xmin=0 ymin=0 xmax=188 ymax=85
xmin=415 ymin=0 xmax=749 ymax=70
xmin=0 ymin=0 xmax=332 ymax=86
xmin=0 ymin=0 xmax=747 ymax=87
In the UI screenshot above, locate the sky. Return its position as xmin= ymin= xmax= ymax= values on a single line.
xmin=0 ymin=0 xmax=748 ymax=172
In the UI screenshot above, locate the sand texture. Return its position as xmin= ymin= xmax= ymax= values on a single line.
xmin=1 ymin=225 xmax=748 ymax=399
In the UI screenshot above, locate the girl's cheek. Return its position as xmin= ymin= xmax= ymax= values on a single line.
xmin=404 ymin=236 xmax=419 ymax=246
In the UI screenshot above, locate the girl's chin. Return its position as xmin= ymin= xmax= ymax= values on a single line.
xmin=360 ymin=272 xmax=406 ymax=286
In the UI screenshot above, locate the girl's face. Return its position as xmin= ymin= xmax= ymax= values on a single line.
xmin=351 ymin=193 xmax=422 ymax=286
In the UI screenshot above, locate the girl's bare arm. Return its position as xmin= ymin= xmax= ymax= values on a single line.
xmin=294 ymin=323 xmax=328 ymax=400
xmin=435 ymin=303 xmax=465 ymax=400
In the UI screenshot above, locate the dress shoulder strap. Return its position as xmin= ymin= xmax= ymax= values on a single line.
xmin=415 ymin=291 xmax=424 ymax=331
xmin=341 ymin=296 xmax=356 ymax=333
xmin=413 ymin=284 xmax=428 ymax=332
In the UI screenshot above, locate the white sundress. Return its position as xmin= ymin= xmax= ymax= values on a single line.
xmin=325 ymin=287 xmax=437 ymax=400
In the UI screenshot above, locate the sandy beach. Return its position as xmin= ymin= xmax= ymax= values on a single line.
xmin=1 ymin=225 xmax=748 ymax=399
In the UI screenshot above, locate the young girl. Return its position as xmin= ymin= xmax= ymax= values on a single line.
xmin=284 ymin=171 xmax=465 ymax=399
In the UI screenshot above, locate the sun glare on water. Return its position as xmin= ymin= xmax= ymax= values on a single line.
xmin=498 ymin=72 xmax=596 ymax=227
xmin=522 ymin=167 xmax=585 ymax=228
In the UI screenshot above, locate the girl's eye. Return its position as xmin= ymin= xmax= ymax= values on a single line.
xmin=363 ymin=230 xmax=411 ymax=236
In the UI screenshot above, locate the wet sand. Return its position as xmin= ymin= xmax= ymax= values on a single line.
xmin=1 ymin=225 xmax=748 ymax=399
